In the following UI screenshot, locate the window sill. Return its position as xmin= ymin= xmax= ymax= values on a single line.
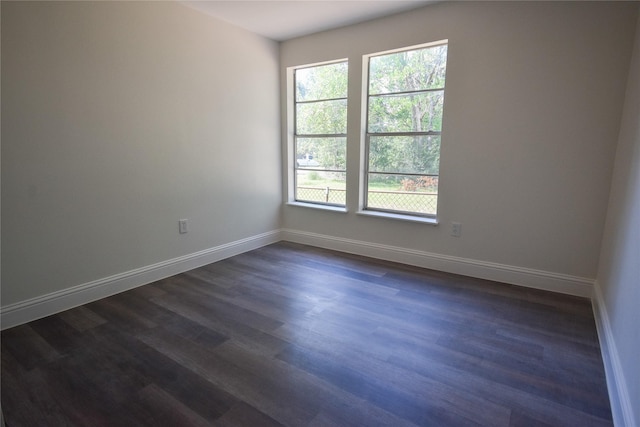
xmin=356 ymin=210 xmax=438 ymax=225
xmin=286 ymin=202 xmax=348 ymax=213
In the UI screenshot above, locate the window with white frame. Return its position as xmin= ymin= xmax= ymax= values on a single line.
xmin=364 ymin=42 xmax=448 ymax=218
xmin=293 ymin=61 xmax=348 ymax=207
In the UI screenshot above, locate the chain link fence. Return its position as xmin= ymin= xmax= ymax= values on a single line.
xmin=297 ymin=186 xmax=346 ymax=205
xmin=296 ymin=186 xmax=437 ymax=215
xmin=367 ymin=190 xmax=437 ymax=215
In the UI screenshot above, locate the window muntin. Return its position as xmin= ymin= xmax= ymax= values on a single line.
xmin=294 ymin=61 xmax=348 ymax=206
xmin=364 ymin=43 xmax=447 ymax=217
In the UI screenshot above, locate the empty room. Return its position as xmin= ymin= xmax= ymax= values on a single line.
xmin=1 ymin=1 xmax=639 ymax=426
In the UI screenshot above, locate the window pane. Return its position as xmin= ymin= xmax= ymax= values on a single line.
xmin=368 ymin=90 xmax=444 ymax=133
xmin=369 ymin=45 xmax=447 ymax=95
xmin=296 ymin=62 xmax=348 ymax=102
xmin=369 ymin=135 xmax=440 ymax=175
xmin=296 ymin=170 xmax=346 ymax=205
xmin=297 ymin=99 xmax=347 ymax=135
xmin=367 ymin=173 xmax=438 ymax=215
xmin=365 ymin=43 xmax=447 ymax=217
xmin=296 ymin=137 xmax=346 ymax=170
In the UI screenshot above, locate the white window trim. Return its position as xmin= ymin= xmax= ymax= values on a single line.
xmin=287 ymin=201 xmax=348 ymax=213
xmin=356 ymin=209 xmax=438 ymax=225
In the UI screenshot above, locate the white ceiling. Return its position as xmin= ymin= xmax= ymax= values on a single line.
xmin=181 ymin=1 xmax=436 ymax=41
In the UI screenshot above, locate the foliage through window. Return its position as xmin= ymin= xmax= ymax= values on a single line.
xmin=365 ymin=43 xmax=447 ymax=217
xmin=294 ymin=61 xmax=348 ymax=206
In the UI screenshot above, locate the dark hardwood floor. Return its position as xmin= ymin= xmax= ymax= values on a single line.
xmin=1 ymin=242 xmax=612 ymax=426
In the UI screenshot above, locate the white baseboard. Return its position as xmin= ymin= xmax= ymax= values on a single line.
xmin=281 ymin=229 xmax=594 ymax=298
xmin=1 ymin=227 xmax=595 ymax=330
xmin=593 ymin=281 xmax=636 ymax=427
xmin=0 ymin=230 xmax=282 ymax=330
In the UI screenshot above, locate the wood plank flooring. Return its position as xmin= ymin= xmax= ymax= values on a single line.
xmin=1 ymin=242 xmax=612 ymax=426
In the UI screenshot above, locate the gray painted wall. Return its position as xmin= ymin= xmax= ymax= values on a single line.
xmin=1 ymin=1 xmax=282 ymax=306
xmin=597 ymin=9 xmax=640 ymax=427
xmin=280 ymin=1 xmax=637 ymax=279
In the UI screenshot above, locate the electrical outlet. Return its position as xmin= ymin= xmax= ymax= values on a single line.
xmin=179 ymin=219 xmax=188 ymax=234
xmin=451 ymin=222 xmax=462 ymax=237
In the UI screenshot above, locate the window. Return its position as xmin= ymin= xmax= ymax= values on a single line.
xmin=364 ymin=42 xmax=448 ymax=218
xmin=294 ymin=61 xmax=348 ymax=207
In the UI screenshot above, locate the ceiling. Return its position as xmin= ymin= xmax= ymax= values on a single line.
xmin=181 ymin=1 xmax=436 ymax=41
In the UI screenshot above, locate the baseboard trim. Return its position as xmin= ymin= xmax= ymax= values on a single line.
xmin=0 ymin=230 xmax=282 ymax=330
xmin=1 ymin=228 xmax=595 ymax=330
xmin=593 ymin=281 xmax=636 ymax=427
xmin=281 ymin=229 xmax=594 ymax=298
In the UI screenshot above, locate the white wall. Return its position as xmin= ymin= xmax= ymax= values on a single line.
xmin=596 ymin=9 xmax=640 ymax=427
xmin=1 ymin=2 xmax=281 ymax=308
xmin=280 ymin=2 xmax=638 ymax=290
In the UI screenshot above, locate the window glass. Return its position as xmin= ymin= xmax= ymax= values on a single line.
xmin=294 ymin=61 xmax=348 ymax=207
xmin=365 ymin=43 xmax=448 ymax=218
xmin=296 ymin=100 xmax=348 ymax=135
xmin=368 ymin=44 xmax=447 ymax=94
